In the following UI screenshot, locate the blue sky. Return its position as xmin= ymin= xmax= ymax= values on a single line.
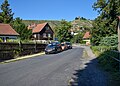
xmin=0 ymin=0 xmax=98 ymax=21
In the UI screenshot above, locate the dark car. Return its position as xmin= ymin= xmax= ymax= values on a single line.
xmin=65 ymin=42 xmax=72 ymax=49
xmin=45 ymin=42 xmax=62 ymax=54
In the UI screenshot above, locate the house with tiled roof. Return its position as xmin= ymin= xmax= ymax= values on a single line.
xmin=83 ymin=31 xmax=91 ymax=45
xmin=32 ymin=22 xmax=54 ymax=41
xmin=0 ymin=24 xmax=19 ymax=42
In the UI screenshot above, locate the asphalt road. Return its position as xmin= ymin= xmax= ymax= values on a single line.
xmin=0 ymin=47 xmax=84 ymax=86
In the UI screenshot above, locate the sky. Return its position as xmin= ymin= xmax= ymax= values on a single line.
xmin=0 ymin=0 xmax=98 ymax=21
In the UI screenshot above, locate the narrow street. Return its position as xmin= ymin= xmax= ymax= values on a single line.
xmin=0 ymin=46 xmax=84 ymax=86
xmin=0 ymin=46 xmax=108 ymax=86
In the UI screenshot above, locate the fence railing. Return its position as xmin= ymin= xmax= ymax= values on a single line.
xmin=110 ymin=50 xmax=120 ymax=62
xmin=107 ymin=50 xmax=120 ymax=72
xmin=0 ymin=42 xmax=47 ymax=61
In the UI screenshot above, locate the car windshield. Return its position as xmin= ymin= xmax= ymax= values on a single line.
xmin=51 ymin=42 xmax=60 ymax=46
xmin=51 ymin=42 xmax=57 ymax=46
xmin=66 ymin=42 xmax=71 ymax=45
xmin=47 ymin=44 xmax=54 ymax=48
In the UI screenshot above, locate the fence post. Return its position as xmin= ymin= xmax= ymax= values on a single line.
xmin=19 ymin=40 xmax=22 ymax=55
xmin=35 ymin=40 xmax=37 ymax=53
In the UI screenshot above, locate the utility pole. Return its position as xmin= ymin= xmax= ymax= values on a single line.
xmin=117 ymin=16 xmax=120 ymax=72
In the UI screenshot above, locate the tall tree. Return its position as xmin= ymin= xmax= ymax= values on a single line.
xmin=91 ymin=0 xmax=120 ymax=45
xmin=0 ymin=12 xmax=3 ymax=23
xmin=56 ymin=20 xmax=72 ymax=42
xmin=0 ymin=0 xmax=14 ymax=24
xmin=12 ymin=17 xmax=32 ymax=40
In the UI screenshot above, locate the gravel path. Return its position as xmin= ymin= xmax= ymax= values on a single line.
xmin=70 ymin=45 xmax=109 ymax=86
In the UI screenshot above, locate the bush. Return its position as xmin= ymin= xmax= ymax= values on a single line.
xmin=99 ymin=34 xmax=118 ymax=47
xmin=0 ymin=38 xmax=3 ymax=42
xmin=91 ymin=46 xmax=117 ymax=56
xmin=7 ymin=39 xmax=20 ymax=43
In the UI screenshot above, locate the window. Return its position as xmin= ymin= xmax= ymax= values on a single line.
xmin=45 ymin=26 xmax=49 ymax=30
xmin=48 ymin=34 xmax=51 ymax=38
xmin=34 ymin=34 xmax=36 ymax=38
xmin=43 ymin=33 xmax=47 ymax=38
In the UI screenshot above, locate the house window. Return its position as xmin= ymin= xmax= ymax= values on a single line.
xmin=43 ymin=33 xmax=47 ymax=38
xmin=45 ymin=26 xmax=49 ymax=30
xmin=48 ymin=34 xmax=51 ymax=38
xmin=34 ymin=34 xmax=36 ymax=38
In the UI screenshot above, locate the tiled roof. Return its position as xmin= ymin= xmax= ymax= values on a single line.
xmin=32 ymin=23 xmax=47 ymax=33
xmin=0 ymin=24 xmax=19 ymax=36
xmin=83 ymin=32 xmax=91 ymax=39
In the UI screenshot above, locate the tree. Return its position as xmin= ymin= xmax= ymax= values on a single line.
xmin=91 ymin=0 xmax=120 ymax=45
xmin=0 ymin=12 xmax=3 ymax=23
xmin=0 ymin=0 xmax=14 ymax=24
xmin=56 ymin=20 xmax=72 ymax=42
xmin=71 ymin=32 xmax=84 ymax=43
xmin=12 ymin=17 xmax=32 ymax=40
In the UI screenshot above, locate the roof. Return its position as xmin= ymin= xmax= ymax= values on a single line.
xmin=83 ymin=32 xmax=91 ymax=39
xmin=32 ymin=22 xmax=48 ymax=33
xmin=0 ymin=24 xmax=19 ymax=36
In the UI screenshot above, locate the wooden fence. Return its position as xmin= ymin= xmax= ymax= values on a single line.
xmin=0 ymin=42 xmax=47 ymax=61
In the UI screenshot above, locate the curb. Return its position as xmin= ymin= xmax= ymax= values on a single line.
xmin=0 ymin=52 xmax=45 ymax=64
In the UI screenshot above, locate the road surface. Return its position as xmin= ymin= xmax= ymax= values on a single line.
xmin=0 ymin=47 xmax=84 ymax=86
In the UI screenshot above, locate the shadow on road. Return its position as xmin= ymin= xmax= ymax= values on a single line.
xmin=69 ymin=58 xmax=108 ymax=86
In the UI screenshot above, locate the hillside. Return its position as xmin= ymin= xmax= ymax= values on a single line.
xmin=22 ymin=20 xmax=61 ymax=29
xmin=71 ymin=17 xmax=93 ymax=32
xmin=22 ymin=18 xmax=93 ymax=32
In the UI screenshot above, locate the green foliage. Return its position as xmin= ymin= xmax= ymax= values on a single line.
xmin=6 ymin=39 xmax=20 ymax=43
xmin=71 ymin=32 xmax=84 ymax=43
xmin=91 ymin=0 xmax=120 ymax=45
xmin=12 ymin=17 xmax=32 ymax=40
xmin=99 ymin=34 xmax=118 ymax=47
xmin=0 ymin=0 xmax=14 ymax=24
xmin=0 ymin=38 xmax=3 ymax=42
xmin=91 ymin=46 xmax=116 ymax=56
xmin=55 ymin=20 xmax=73 ymax=42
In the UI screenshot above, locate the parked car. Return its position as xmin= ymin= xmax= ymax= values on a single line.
xmin=65 ymin=42 xmax=72 ymax=49
xmin=45 ymin=42 xmax=62 ymax=54
xmin=61 ymin=43 xmax=67 ymax=51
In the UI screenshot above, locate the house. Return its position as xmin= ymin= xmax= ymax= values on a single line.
xmin=0 ymin=24 xmax=19 ymax=42
xmin=32 ymin=22 xmax=54 ymax=41
xmin=83 ymin=31 xmax=91 ymax=45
